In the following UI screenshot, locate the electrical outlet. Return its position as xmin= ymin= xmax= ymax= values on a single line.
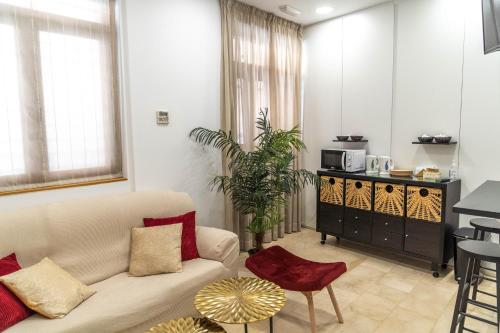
xmin=156 ymin=110 xmax=169 ymax=125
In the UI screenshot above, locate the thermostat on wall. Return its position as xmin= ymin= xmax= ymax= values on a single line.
xmin=156 ymin=110 xmax=169 ymax=125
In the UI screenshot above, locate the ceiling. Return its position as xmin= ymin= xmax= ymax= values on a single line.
xmin=238 ymin=0 xmax=391 ymax=26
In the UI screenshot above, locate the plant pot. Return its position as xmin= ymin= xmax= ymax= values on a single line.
xmin=255 ymin=232 xmax=265 ymax=250
xmin=247 ymin=248 xmax=259 ymax=256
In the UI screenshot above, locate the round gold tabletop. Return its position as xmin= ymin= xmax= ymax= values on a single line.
xmin=194 ymin=277 xmax=286 ymax=325
xmin=146 ymin=317 xmax=226 ymax=333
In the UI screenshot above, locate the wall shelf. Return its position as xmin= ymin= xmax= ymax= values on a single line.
xmin=412 ymin=141 xmax=457 ymax=145
xmin=332 ymin=140 xmax=368 ymax=143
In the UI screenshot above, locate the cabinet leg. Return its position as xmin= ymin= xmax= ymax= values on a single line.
xmin=431 ymin=262 xmax=439 ymax=278
xmin=320 ymin=233 xmax=326 ymax=245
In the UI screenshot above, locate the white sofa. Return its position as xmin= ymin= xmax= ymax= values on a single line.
xmin=0 ymin=191 xmax=240 ymax=333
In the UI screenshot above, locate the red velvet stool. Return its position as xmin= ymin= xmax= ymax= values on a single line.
xmin=245 ymin=246 xmax=347 ymax=333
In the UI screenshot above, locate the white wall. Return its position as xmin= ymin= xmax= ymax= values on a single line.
xmin=342 ymin=4 xmax=394 ymax=157
xmin=303 ymin=3 xmax=395 ymax=228
xmin=303 ymin=0 xmax=500 ymax=228
xmin=303 ymin=18 xmax=343 ymax=229
xmin=391 ymin=0 xmax=464 ymax=171
xmin=123 ymin=0 xmax=225 ymax=228
xmin=0 ymin=0 xmax=225 ymax=229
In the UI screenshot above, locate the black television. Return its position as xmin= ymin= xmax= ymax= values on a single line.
xmin=483 ymin=0 xmax=500 ymax=54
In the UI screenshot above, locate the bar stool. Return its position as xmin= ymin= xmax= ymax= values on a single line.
xmin=470 ymin=218 xmax=500 ymax=299
xmin=450 ymin=240 xmax=500 ymax=333
xmin=470 ymin=218 xmax=500 ymax=241
xmin=452 ymin=227 xmax=475 ymax=281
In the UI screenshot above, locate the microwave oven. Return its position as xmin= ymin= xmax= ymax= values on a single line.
xmin=321 ymin=149 xmax=366 ymax=172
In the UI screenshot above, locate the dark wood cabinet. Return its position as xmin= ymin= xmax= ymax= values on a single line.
xmin=317 ymin=170 xmax=461 ymax=277
xmin=344 ymin=208 xmax=372 ymax=244
xmin=318 ymin=203 xmax=344 ymax=236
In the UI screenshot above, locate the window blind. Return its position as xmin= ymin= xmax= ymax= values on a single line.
xmin=0 ymin=0 xmax=122 ymax=193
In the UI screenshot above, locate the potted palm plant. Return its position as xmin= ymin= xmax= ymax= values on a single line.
xmin=189 ymin=109 xmax=318 ymax=253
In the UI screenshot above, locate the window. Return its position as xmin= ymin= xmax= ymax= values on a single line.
xmin=0 ymin=0 xmax=122 ymax=193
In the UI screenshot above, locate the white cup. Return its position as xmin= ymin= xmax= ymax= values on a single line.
xmin=378 ymin=156 xmax=394 ymax=175
xmin=366 ymin=155 xmax=379 ymax=174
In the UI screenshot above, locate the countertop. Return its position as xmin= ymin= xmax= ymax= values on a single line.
xmin=317 ymin=169 xmax=461 ymax=187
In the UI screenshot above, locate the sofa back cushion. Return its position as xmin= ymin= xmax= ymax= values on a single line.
xmin=0 ymin=191 xmax=194 ymax=285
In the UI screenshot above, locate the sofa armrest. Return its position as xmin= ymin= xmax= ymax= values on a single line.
xmin=196 ymin=226 xmax=240 ymax=272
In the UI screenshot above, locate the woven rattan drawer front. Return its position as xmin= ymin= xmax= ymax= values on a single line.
xmin=320 ymin=176 xmax=344 ymax=206
xmin=406 ymin=186 xmax=443 ymax=223
xmin=374 ymin=183 xmax=405 ymax=216
xmin=345 ymin=179 xmax=372 ymax=211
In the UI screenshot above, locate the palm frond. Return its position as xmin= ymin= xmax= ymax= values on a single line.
xmin=189 ymin=127 xmax=244 ymax=160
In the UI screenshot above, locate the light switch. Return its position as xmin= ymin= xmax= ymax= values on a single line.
xmin=156 ymin=110 xmax=169 ymax=125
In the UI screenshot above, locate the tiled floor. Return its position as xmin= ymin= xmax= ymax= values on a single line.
xmin=220 ymin=228 xmax=498 ymax=333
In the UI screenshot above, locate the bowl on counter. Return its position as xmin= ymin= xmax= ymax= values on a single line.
xmin=350 ymin=135 xmax=364 ymax=142
xmin=417 ymin=136 xmax=434 ymax=143
xmin=336 ymin=136 xmax=349 ymax=141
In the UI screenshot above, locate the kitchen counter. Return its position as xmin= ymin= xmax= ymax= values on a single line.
xmin=318 ymin=169 xmax=460 ymax=188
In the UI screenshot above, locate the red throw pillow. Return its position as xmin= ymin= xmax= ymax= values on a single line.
xmin=0 ymin=253 xmax=32 ymax=331
xmin=144 ymin=211 xmax=199 ymax=261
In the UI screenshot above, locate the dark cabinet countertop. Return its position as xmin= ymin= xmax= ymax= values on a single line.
xmin=317 ymin=169 xmax=461 ymax=188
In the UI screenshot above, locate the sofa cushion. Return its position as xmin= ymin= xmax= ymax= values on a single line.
xmin=0 ymin=253 xmax=32 ymax=332
xmin=144 ymin=211 xmax=200 ymax=261
xmin=3 ymin=258 xmax=232 ymax=333
xmin=129 ymin=224 xmax=183 ymax=276
xmin=0 ymin=258 xmax=95 ymax=319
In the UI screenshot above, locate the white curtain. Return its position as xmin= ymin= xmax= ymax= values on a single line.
xmin=220 ymin=0 xmax=304 ymax=250
xmin=0 ymin=0 xmax=121 ymax=194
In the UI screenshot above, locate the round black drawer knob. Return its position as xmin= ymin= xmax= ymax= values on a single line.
xmin=355 ymin=181 xmax=363 ymax=189
xmin=329 ymin=178 xmax=336 ymax=185
xmin=419 ymin=188 xmax=429 ymax=197
xmin=385 ymin=185 xmax=394 ymax=193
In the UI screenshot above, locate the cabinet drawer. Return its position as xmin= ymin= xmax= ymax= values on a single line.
xmin=318 ymin=203 xmax=344 ymax=236
xmin=344 ymin=208 xmax=372 ymax=243
xmin=374 ymin=182 xmax=405 ymax=216
xmin=344 ymin=208 xmax=371 ymax=225
xmin=372 ymin=229 xmax=403 ymax=251
xmin=406 ymin=186 xmax=443 ymax=222
xmin=344 ymin=221 xmax=371 ymax=244
xmin=346 ymin=179 xmax=372 ymax=211
xmin=373 ymin=213 xmax=404 ymax=235
xmin=404 ymin=219 xmax=442 ymax=259
xmin=320 ymin=176 xmax=344 ymax=206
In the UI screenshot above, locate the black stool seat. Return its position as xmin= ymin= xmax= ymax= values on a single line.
xmin=450 ymin=240 xmax=500 ymax=332
xmin=470 ymin=218 xmax=500 ymax=234
xmin=453 ymin=227 xmax=475 ymax=239
xmin=458 ymin=240 xmax=500 ymax=263
xmin=452 ymin=228 xmax=481 ymax=282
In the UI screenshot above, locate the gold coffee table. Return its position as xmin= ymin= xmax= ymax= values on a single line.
xmin=146 ymin=317 xmax=226 ymax=333
xmin=194 ymin=277 xmax=286 ymax=333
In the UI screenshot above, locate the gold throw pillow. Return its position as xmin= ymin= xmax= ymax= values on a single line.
xmin=0 ymin=257 xmax=95 ymax=319
xmin=129 ymin=223 xmax=183 ymax=277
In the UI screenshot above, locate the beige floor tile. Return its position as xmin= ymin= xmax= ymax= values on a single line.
xmin=229 ymin=228 xmax=471 ymax=333
xmin=375 ymin=307 xmax=435 ymax=333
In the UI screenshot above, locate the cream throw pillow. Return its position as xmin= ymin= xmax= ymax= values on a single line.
xmin=129 ymin=223 xmax=183 ymax=277
xmin=0 ymin=257 xmax=95 ymax=319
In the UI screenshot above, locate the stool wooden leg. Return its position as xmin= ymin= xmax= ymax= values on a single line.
xmin=451 ymin=256 xmax=471 ymax=333
xmin=496 ymin=263 xmax=500 ymax=329
xmin=458 ymin=258 xmax=474 ymax=333
xmin=303 ymin=292 xmax=317 ymax=333
xmin=471 ymin=257 xmax=481 ymax=301
xmin=327 ymin=284 xmax=344 ymax=323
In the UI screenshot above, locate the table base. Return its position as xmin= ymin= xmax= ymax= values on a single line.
xmin=243 ymin=317 xmax=273 ymax=333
